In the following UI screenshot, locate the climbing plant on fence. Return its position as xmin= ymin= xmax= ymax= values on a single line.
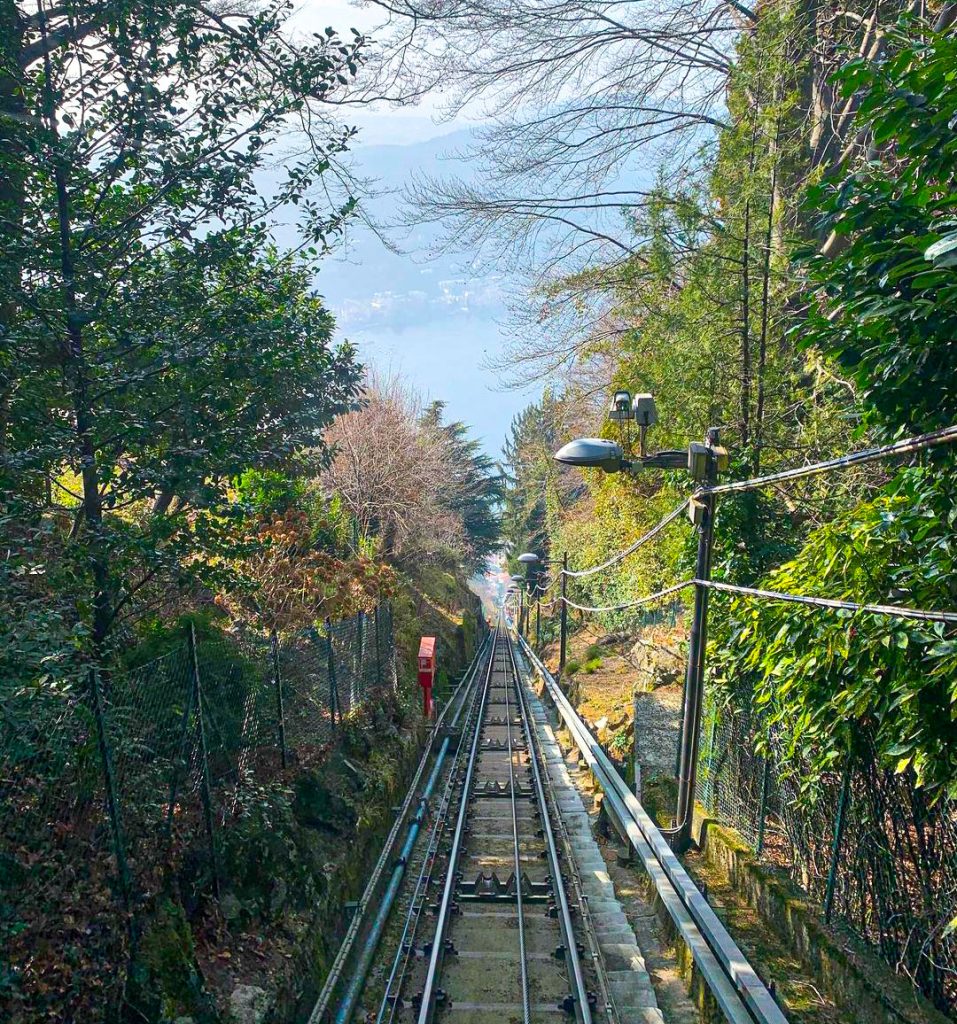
xmin=0 ymin=604 xmax=397 ymax=1021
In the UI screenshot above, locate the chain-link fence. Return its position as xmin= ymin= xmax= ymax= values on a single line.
xmin=700 ymin=692 xmax=957 ymax=1015
xmin=0 ymin=603 xmax=397 ymax=1021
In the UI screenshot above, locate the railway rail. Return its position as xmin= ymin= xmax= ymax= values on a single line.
xmin=395 ymin=624 xmax=595 ymax=1024
xmin=316 ymin=621 xmax=789 ymax=1024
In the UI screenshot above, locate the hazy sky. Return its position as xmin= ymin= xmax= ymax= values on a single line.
xmin=282 ymin=1 xmax=535 ymax=456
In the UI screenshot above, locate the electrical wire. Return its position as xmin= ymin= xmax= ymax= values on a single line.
xmin=698 ymin=579 xmax=957 ymax=624
xmin=697 ymin=424 xmax=957 ymax=497
xmin=560 ymin=580 xmax=693 ymax=613
xmin=562 ymin=499 xmax=690 ymax=579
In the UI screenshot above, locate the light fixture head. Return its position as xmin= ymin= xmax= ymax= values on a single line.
xmin=554 ymin=438 xmax=626 ymax=473
xmin=517 ymin=552 xmax=540 ymax=565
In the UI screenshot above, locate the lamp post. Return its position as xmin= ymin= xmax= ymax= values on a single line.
xmin=510 ymin=575 xmax=526 ymax=636
xmin=517 ymin=552 xmax=540 ymax=641
xmin=554 ymin=392 xmax=727 ymax=852
xmin=518 ymin=551 xmax=542 ymax=650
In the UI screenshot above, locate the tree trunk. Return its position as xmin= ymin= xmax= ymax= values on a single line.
xmin=754 ymin=116 xmax=781 ymax=475
xmin=0 ymin=0 xmax=27 ymax=457
xmin=38 ymin=4 xmax=113 ymax=657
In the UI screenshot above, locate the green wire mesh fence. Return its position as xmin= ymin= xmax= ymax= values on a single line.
xmin=699 ymin=693 xmax=957 ymax=1015
xmin=0 ymin=603 xmax=397 ymax=1021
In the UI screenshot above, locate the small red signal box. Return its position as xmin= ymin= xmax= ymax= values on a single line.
xmin=417 ymin=636 xmax=437 ymax=718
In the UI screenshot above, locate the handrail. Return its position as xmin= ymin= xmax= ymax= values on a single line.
xmin=518 ymin=634 xmax=789 ymax=1024
xmin=561 ymin=580 xmax=692 ymax=613
xmin=699 ymin=579 xmax=957 ymax=623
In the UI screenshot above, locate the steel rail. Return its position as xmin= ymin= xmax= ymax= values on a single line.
xmin=376 ymin=649 xmax=490 ymax=1024
xmin=314 ymin=634 xmax=491 ymax=1024
xmin=416 ymin=631 xmax=496 ymax=1024
xmin=501 ymin=627 xmax=533 ymax=1024
xmin=519 ymin=634 xmax=790 ymax=1024
xmin=504 ymin=630 xmax=593 ymax=1024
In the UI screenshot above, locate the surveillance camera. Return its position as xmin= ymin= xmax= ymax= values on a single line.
xmin=632 ymin=393 xmax=658 ymax=427
xmin=608 ymin=390 xmax=633 ymax=423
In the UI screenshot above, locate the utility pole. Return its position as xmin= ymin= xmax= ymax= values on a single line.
xmin=673 ymin=428 xmax=719 ymax=852
xmin=559 ymin=552 xmax=568 ymax=675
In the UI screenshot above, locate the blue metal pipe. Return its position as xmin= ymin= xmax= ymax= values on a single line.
xmin=333 ymin=639 xmax=487 ymax=1024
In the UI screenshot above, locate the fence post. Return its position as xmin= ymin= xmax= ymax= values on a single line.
xmin=673 ymin=427 xmax=719 ymax=852
xmin=89 ymin=667 xmax=133 ymax=914
xmin=390 ymin=602 xmax=398 ymax=689
xmin=535 ymin=597 xmax=541 ymax=650
xmin=700 ymin=710 xmax=719 ymax=809
xmin=164 ymin=664 xmax=196 ymax=852
xmin=374 ymin=603 xmax=383 ymax=687
xmin=355 ymin=610 xmax=364 ymax=706
xmin=325 ymin=616 xmax=340 ymax=728
xmin=633 ymin=690 xmax=642 ymax=802
xmin=187 ymin=623 xmax=221 ymax=898
xmin=756 ymin=754 xmax=771 ymax=855
xmin=824 ymin=762 xmax=852 ymax=923
xmin=271 ymin=629 xmax=287 ymax=770
xmin=559 ymin=552 xmax=569 ymax=675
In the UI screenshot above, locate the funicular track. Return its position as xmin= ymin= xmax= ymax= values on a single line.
xmin=369 ymin=623 xmax=599 ymax=1024
xmin=319 ymin=620 xmax=789 ymax=1024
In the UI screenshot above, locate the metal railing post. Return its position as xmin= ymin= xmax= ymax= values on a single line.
xmin=355 ymin=610 xmax=364 ymax=707
xmin=559 ymin=552 xmax=569 ymax=675
xmin=374 ymin=603 xmax=383 ymax=687
xmin=389 ymin=601 xmax=398 ymax=689
xmin=164 ymin=663 xmax=196 ymax=853
xmin=89 ymin=666 xmax=133 ymax=913
xmin=535 ymin=597 xmax=541 ymax=650
xmin=824 ymin=763 xmax=852 ymax=922
xmin=271 ymin=629 xmax=287 ymax=770
xmin=756 ymin=754 xmax=771 ymax=855
xmin=326 ymin=616 xmax=340 ymax=728
xmin=187 ymin=623 xmax=220 ymax=898
xmin=673 ymin=428 xmax=719 ymax=852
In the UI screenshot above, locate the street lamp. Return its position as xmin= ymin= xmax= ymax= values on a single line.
xmin=509 ymin=574 xmax=526 ymax=635
xmin=518 ymin=552 xmax=541 ymax=643
xmin=552 ymin=390 xmax=728 ymax=852
xmin=553 ymin=437 xmax=691 ymax=475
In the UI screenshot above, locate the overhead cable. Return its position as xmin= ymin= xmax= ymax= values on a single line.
xmin=697 ymin=424 xmax=957 ymax=498
xmin=560 ymin=580 xmax=693 ymax=613
xmin=562 ymin=500 xmax=690 ymax=579
xmin=699 ymin=579 xmax=957 ymax=624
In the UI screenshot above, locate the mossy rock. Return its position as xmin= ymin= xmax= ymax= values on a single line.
xmin=126 ymin=899 xmax=214 ymax=1023
xmin=293 ymin=773 xmax=356 ymax=833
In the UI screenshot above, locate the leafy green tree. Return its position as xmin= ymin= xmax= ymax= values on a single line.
xmin=801 ymin=22 xmax=957 ymax=436
xmin=501 ymin=392 xmax=566 ymax=567
xmin=714 ymin=20 xmax=957 ymax=800
xmin=0 ymin=0 xmax=364 ymax=662
xmin=423 ymin=402 xmax=504 ymax=572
